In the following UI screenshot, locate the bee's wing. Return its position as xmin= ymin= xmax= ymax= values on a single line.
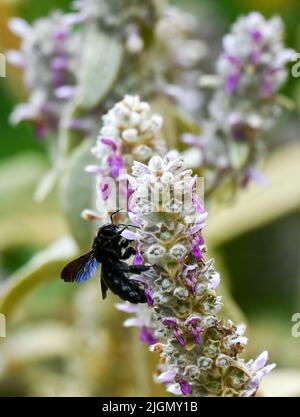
xmin=116 ymin=262 xmax=151 ymax=274
xmin=61 ymin=251 xmax=99 ymax=283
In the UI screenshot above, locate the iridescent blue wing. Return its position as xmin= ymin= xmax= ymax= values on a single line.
xmin=61 ymin=251 xmax=99 ymax=283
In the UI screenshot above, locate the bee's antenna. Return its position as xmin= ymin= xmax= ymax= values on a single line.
xmin=110 ymin=209 xmax=123 ymax=224
xmin=118 ymin=224 xmax=140 ymax=229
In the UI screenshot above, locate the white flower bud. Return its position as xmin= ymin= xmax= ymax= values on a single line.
xmin=122 ymin=128 xmax=138 ymax=142
xmin=162 ymin=279 xmax=173 ymax=291
xmin=173 ymin=286 xmax=189 ymax=301
xmin=216 ymin=355 xmax=232 ymax=368
xmin=170 ymin=244 xmax=188 ymax=260
xmin=161 ymin=172 xmax=174 ymax=184
xmin=130 ymin=111 xmax=142 ymax=126
xmin=150 ymin=115 xmax=163 ymax=131
xmin=147 ymin=244 xmax=166 ymax=261
xmin=197 ymin=357 xmax=213 ymax=370
xmin=133 ymin=145 xmax=153 ymax=161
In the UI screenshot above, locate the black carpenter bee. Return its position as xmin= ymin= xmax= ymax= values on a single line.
xmin=61 ymin=211 xmax=150 ymax=303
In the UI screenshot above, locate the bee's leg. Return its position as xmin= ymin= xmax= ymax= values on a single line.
xmin=127 ymin=265 xmax=151 ymax=273
xmin=121 ymin=247 xmax=136 ymax=260
xmin=117 ymin=226 xmax=131 ymax=237
xmin=117 ymin=225 xmax=139 ymax=237
xmin=100 ymin=277 xmax=108 ymax=300
xmin=118 ymin=238 xmax=130 ymax=248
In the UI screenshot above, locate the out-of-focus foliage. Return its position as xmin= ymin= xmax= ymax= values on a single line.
xmin=1 ymin=0 xmax=300 ymax=397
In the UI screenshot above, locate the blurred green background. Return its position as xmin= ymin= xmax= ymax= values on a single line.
xmin=1 ymin=0 xmax=300 ymax=397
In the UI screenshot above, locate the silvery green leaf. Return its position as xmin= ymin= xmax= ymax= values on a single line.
xmin=60 ymin=140 xmax=97 ymax=250
xmin=207 ymin=144 xmax=300 ymax=247
xmin=0 ymin=236 xmax=78 ymax=316
xmin=77 ymin=27 xmax=124 ymax=109
xmin=0 ymin=153 xmax=67 ymax=251
xmin=151 ymin=97 xmax=200 ymax=151
xmin=33 ymin=167 xmax=60 ymax=202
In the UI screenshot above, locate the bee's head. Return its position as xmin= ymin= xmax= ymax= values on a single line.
xmin=97 ymin=224 xmax=119 ymax=238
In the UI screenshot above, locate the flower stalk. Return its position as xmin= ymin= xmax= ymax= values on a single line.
xmin=188 ymin=12 xmax=294 ymax=194
xmin=87 ymin=96 xmax=276 ymax=396
xmin=120 ymin=152 xmax=275 ymax=396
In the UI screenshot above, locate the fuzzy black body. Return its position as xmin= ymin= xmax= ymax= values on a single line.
xmin=93 ymin=224 xmax=149 ymax=303
xmin=101 ymin=261 xmax=147 ymax=304
xmin=61 ymin=223 xmax=149 ymax=304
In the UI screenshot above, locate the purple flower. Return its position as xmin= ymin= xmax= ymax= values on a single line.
xmin=107 ymin=154 xmax=124 ymax=178
xmin=100 ymin=182 xmax=109 ymax=201
xmin=192 ymin=194 xmax=205 ymax=214
xmin=208 ymin=272 xmax=221 ymax=290
xmin=225 ymin=73 xmax=240 ymax=93
xmin=191 ymin=233 xmax=204 ymax=260
xmin=226 ymin=54 xmax=241 ymax=66
xmin=189 ymin=223 xmax=203 ymax=235
xmin=51 ymin=55 xmax=68 ymax=71
xmin=263 ymin=79 xmax=273 ymax=98
xmin=162 ymin=318 xmax=178 ymax=327
xmin=121 ymin=230 xmax=138 ymax=241
xmin=192 ymin=246 xmax=203 ymax=259
xmin=139 ymin=326 xmax=157 ymax=345
xmin=127 ymin=186 xmax=135 ymax=200
xmin=100 ymin=137 xmax=118 ymax=151
xmin=145 ymin=286 xmax=154 ymax=306
xmin=115 ymin=303 xmax=138 ymax=314
xmin=162 ymin=318 xmax=185 ymax=346
xmin=182 ymin=265 xmax=198 ymax=295
xmin=174 ymin=329 xmax=185 ymax=346
xmin=34 ymin=122 xmax=47 ymax=140
xmin=51 ymin=53 xmax=67 ymax=88
xmin=54 ymin=29 xmax=69 ymax=42
xmin=242 ymin=167 xmax=269 ymax=188
xmin=249 ymin=50 xmax=261 ymax=65
xmin=55 ymin=85 xmax=77 ymax=100
xmin=231 ymin=122 xmax=248 ymax=142
xmin=133 ymin=242 xmax=144 ymax=266
xmin=250 ymin=29 xmax=263 ymax=43
xmin=124 ymin=317 xmax=144 ymax=327
xmin=156 ymin=369 xmax=177 ymax=384
xmin=243 ymin=351 xmax=276 ymax=397
xmin=186 ymin=316 xmax=202 ymax=344
xmin=178 ymin=379 xmax=192 ymax=396
xmin=182 ymin=133 xmax=202 ymax=146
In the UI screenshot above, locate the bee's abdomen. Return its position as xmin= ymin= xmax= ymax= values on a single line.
xmin=102 ymin=264 xmax=147 ymax=304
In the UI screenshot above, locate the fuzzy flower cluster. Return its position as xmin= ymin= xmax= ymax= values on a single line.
xmin=211 ymin=12 xmax=294 ymax=133
xmin=217 ymin=12 xmax=293 ymax=100
xmin=8 ymin=12 xmax=80 ymax=138
xmin=85 ymin=95 xmax=166 ymax=214
xmin=108 ymin=3 xmax=205 ymax=108
xmin=155 ymin=6 xmax=206 ymax=113
xmin=72 ymin=0 xmax=157 ymax=54
xmin=188 ymin=12 xmax=293 ymax=190
xmin=117 ymin=153 xmax=275 ymax=396
xmin=9 ymin=1 xmax=205 ymax=145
